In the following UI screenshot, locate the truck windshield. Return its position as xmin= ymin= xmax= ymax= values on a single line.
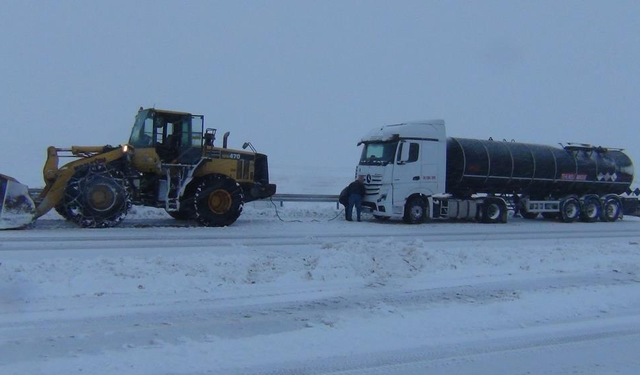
xmin=359 ymin=142 xmax=398 ymax=166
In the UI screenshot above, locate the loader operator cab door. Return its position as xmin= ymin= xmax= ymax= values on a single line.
xmin=129 ymin=109 xmax=204 ymax=165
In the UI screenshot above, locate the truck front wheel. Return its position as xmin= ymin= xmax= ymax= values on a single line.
xmin=403 ymin=196 xmax=428 ymax=224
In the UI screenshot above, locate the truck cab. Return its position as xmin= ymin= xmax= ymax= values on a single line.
xmin=356 ymin=121 xmax=447 ymax=220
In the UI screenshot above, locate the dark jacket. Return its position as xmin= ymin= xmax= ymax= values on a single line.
xmin=347 ymin=180 xmax=366 ymax=197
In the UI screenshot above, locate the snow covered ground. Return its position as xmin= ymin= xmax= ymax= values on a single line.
xmin=1 ymin=168 xmax=640 ymax=374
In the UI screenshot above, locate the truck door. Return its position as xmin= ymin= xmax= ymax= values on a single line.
xmin=392 ymin=141 xmax=422 ymax=205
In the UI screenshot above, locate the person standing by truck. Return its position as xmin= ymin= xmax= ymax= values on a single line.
xmin=346 ymin=175 xmax=366 ymax=222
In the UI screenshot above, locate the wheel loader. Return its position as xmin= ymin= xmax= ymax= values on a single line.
xmin=0 ymin=108 xmax=276 ymax=229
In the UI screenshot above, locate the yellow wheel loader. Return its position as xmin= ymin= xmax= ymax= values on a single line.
xmin=0 ymin=108 xmax=276 ymax=229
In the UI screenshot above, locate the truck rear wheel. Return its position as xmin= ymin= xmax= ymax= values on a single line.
xmin=481 ymin=201 xmax=506 ymax=224
xmin=600 ymin=197 xmax=622 ymax=222
xmin=403 ymin=196 xmax=428 ymax=224
xmin=194 ymin=175 xmax=244 ymax=227
xmin=580 ymin=197 xmax=601 ymax=222
xmin=560 ymin=197 xmax=581 ymax=223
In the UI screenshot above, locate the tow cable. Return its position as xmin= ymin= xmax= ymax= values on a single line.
xmin=269 ymin=197 xmax=345 ymax=223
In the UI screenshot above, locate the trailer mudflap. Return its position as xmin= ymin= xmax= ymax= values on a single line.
xmin=0 ymin=175 xmax=36 ymax=229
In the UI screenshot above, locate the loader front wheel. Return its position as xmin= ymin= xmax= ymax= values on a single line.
xmin=194 ymin=175 xmax=244 ymax=227
xmin=55 ymin=204 xmax=71 ymax=220
xmin=62 ymin=165 xmax=131 ymax=228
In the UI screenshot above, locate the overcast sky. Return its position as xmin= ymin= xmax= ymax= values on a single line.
xmin=1 ymin=0 xmax=639 ymax=187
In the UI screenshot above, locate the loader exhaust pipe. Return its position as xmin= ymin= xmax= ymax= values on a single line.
xmin=223 ymin=132 xmax=230 ymax=149
xmin=0 ymin=174 xmax=36 ymax=229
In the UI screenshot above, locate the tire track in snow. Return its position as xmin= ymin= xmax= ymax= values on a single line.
xmin=1 ymin=226 xmax=640 ymax=252
xmin=0 ymin=271 xmax=636 ymax=364
xmin=230 ymin=320 xmax=640 ymax=375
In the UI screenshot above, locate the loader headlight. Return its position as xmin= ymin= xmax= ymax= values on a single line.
xmin=122 ymin=145 xmax=130 ymax=154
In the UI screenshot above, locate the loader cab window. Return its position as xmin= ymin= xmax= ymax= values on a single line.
xmin=129 ymin=110 xmax=155 ymax=148
xmin=191 ymin=116 xmax=204 ymax=147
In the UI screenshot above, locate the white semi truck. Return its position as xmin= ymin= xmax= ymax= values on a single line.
xmin=356 ymin=120 xmax=637 ymax=224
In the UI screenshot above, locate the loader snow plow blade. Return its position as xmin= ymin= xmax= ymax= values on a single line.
xmin=0 ymin=175 xmax=36 ymax=229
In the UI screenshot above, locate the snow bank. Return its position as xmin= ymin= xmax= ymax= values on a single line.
xmin=2 ymin=233 xmax=639 ymax=306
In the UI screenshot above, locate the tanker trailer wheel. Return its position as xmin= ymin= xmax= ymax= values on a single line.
xmin=403 ymin=195 xmax=428 ymax=224
xmin=194 ymin=175 xmax=244 ymax=227
xmin=580 ymin=196 xmax=602 ymax=223
xmin=560 ymin=197 xmax=581 ymax=223
xmin=62 ymin=165 xmax=132 ymax=228
xmin=518 ymin=201 xmax=539 ymax=220
xmin=600 ymin=197 xmax=622 ymax=222
xmin=481 ymin=200 xmax=506 ymax=224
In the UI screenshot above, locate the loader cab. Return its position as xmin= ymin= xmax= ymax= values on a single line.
xmin=129 ymin=108 xmax=204 ymax=164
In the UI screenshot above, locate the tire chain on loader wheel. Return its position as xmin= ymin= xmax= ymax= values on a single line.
xmin=59 ymin=164 xmax=132 ymax=228
xmin=55 ymin=203 xmax=71 ymax=220
xmin=193 ymin=175 xmax=244 ymax=227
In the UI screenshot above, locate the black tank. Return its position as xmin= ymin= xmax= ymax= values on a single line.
xmin=445 ymin=138 xmax=634 ymax=198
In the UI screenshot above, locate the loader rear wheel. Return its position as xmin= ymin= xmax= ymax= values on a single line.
xmin=62 ymin=165 xmax=131 ymax=228
xmin=194 ymin=175 xmax=244 ymax=227
xmin=166 ymin=210 xmax=191 ymax=220
xmin=166 ymin=183 xmax=198 ymax=221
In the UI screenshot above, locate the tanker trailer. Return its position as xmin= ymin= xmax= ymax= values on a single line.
xmin=356 ymin=120 xmax=636 ymax=224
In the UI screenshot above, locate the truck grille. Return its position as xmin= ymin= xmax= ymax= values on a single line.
xmin=365 ymin=174 xmax=383 ymax=196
